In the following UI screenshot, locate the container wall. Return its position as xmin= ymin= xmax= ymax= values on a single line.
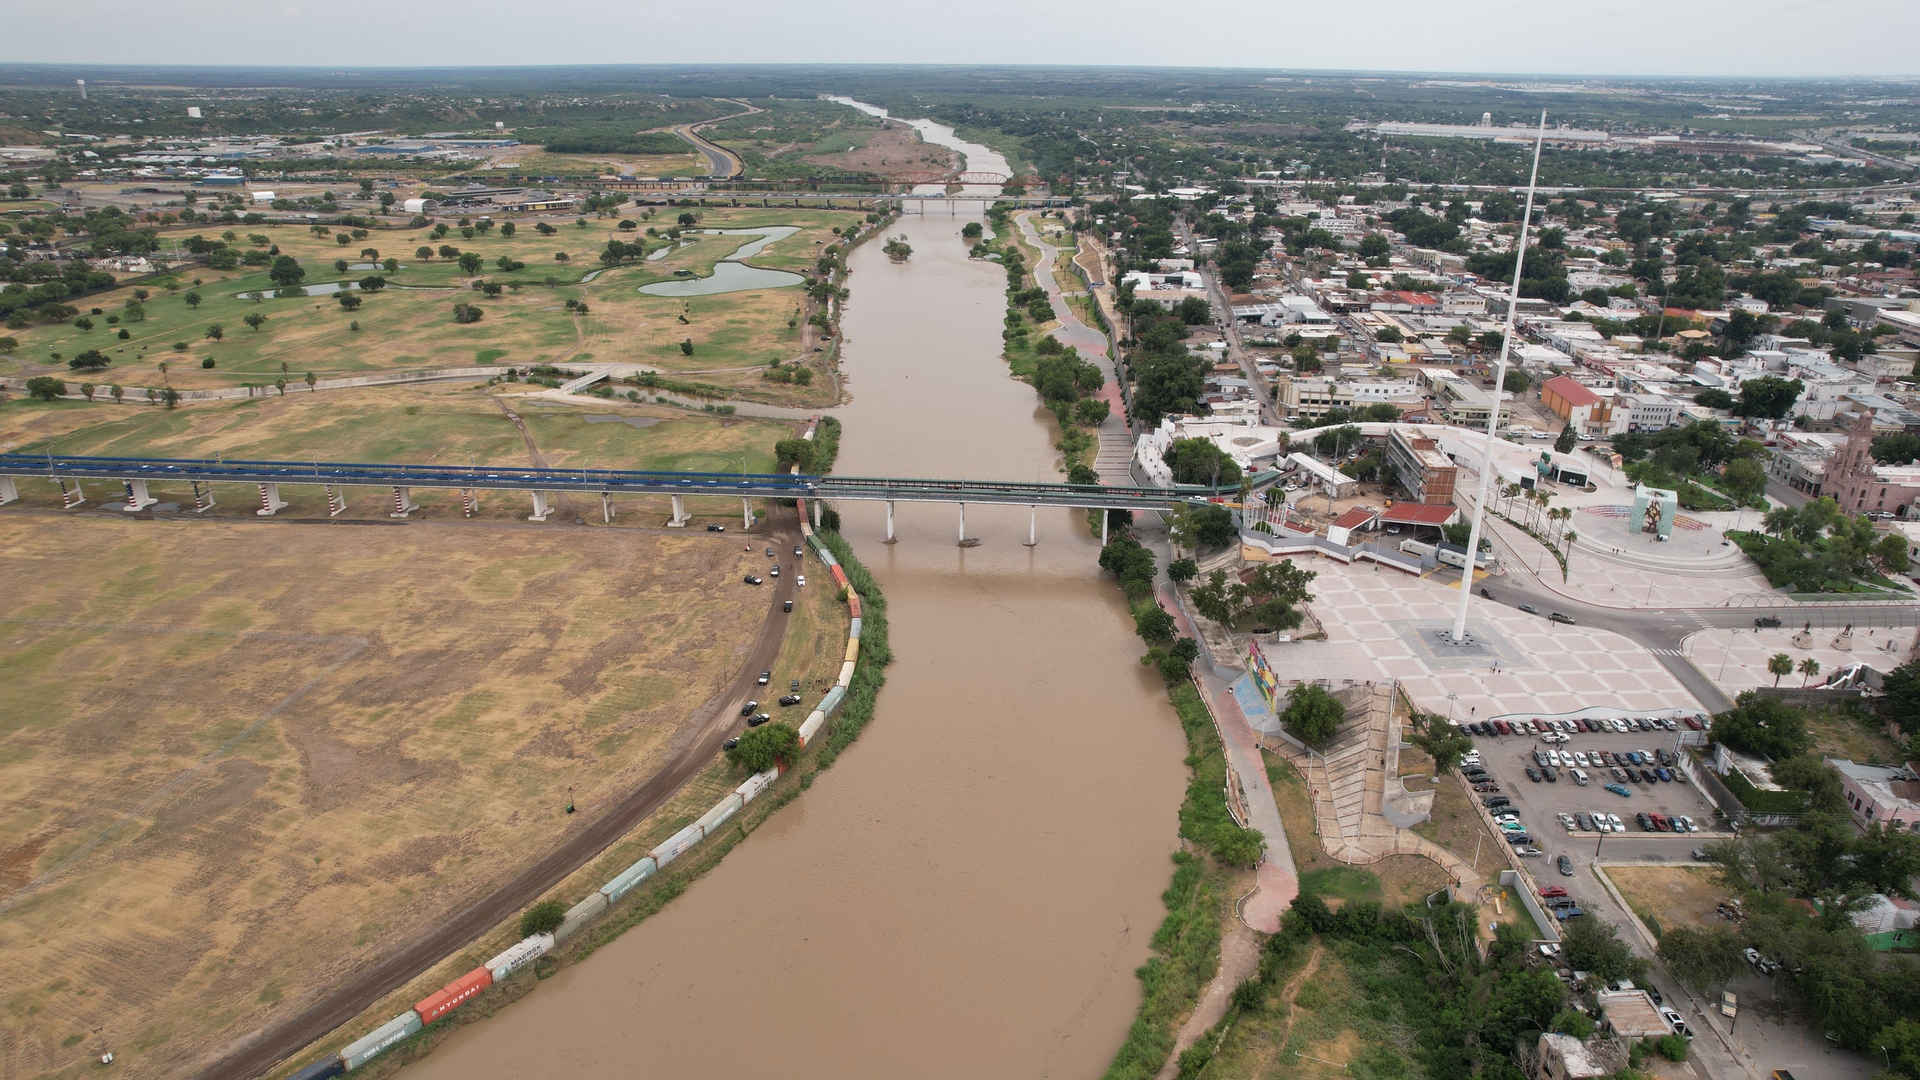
xmin=819 ymin=686 xmax=847 ymax=718
xmin=650 ymin=822 xmax=706 ymax=869
xmin=847 ymin=593 xmax=862 ymax=619
xmin=838 ymin=660 xmax=856 ymax=687
xmin=599 ymin=856 xmax=658 ymax=902
xmin=844 ymin=639 xmax=860 ymax=666
xmin=288 ymin=1055 xmax=346 ymax=1080
xmin=417 ymin=968 xmax=493 ymax=1024
xmin=848 ymin=617 xmax=862 ymax=640
xmin=341 ymin=1012 xmax=422 ymax=1070
xmin=797 ymin=710 xmax=827 ymax=746
xmin=735 ymin=769 xmax=777 ymax=804
xmin=694 ymin=794 xmax=744 ymax=835
xmin=484 ymin=933 xmax=554 ymax=983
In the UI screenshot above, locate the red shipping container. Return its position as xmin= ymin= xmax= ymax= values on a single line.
xmin=415 ymin=967 xmax=493 ymax=1025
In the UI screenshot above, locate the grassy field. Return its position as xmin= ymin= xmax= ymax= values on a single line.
xmin=0 ymin=386 xmax=798 ymax=527
xmin=0 ymin=511 xmax=788 ymax=1079
xmin=1608 ymin=865 xmax=1732 ymax=936
xmin=5 ymin=208 xmax=862 ymax=394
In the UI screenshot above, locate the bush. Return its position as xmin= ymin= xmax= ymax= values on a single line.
xmin=25 ymin=375 xmax=66 ymax=401
xmin=201 ymin=357 xmax=215 ymax=369
xmin=1652 ymin=1034 xmax=1690 ymax=1062
xmin=452 ymin=302 xmax=484 ymax=324
xmin=518 ymin=899 xmax=567 ymax=938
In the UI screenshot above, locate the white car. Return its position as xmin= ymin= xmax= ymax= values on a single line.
xmin=1573 ymin=752 xmax=1591 ymax=768
xmin=1607 ymin=813 xmax=1624 ymax=831
xmin=1547 ymin=750 xmax=1564 ymax=767
xmin=796 ymin=575 xmax=806 ymax=587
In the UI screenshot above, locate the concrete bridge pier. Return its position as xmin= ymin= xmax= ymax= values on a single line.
xmin=389 ymin=486 xmax=418 ymax=519
xmin=741 ymin=497 xmax=753 ymax=530
xmin=667 ymin=494 xmax=688 ymax=527
xmin=461 ymin=488 xmax=478 ymax=518
xmin=59 ymin=478 xmax=84 ymax=509
xmin=326 ymin=485 xmax=347 ymax=517
xmin=957 ymin=501 xmax=967 ymax=545
xmin=256 ymin=483 xmax=287 ymax=517
xmin=0 ymin=476 xmax=16 ymax=506
xmin=528 ymin=491 xmax=554 ymax=523
xmin=884 ymin=500 xmax=896 ymax=544
xmin=1024 ymin=504 xmax=1037 ymax=547
xmin=191 ymin=481 xmax=215 ymax=513
xmin=601 ymin=492 xmax=614 ymax=523
xmin=812 ymin=500 xmax=821 ymax=529
xmin=1100 ymin=508 xmax=1109 ymax=546
xmin=122 ymin=479 xmax=157 ymax=512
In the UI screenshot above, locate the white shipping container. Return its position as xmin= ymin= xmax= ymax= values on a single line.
xmin=797 ymin=710 xmax=826 ymax=746
xmin=735 ymin=769 xmax=777 ymax=804
xmin=695 ymin=794 xmax=743 ymax=834
xmin=341 ymin=1012 xmax=422 ymax=1070
xmin=484 ymin=933 xmax=553 ymax=982
xmin=838 ymin=661 xmax=856 ymax=687
xmin=650 ymin=822 xmax=705 ymax=869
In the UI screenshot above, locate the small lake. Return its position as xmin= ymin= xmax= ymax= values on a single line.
xmin=638 ymin=261 xmax=804 ymax=297
xmin=233 ymin=281 xmax=359 ymax=298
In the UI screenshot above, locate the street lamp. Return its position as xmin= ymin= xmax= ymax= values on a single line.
xmin=1447 ymin=692 xmax=1459 ymax=723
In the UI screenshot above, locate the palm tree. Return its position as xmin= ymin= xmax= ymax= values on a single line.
xmin=1561 ymin=529 xmax=1577 ymax=560
xmin=1798 ymin=658 xmax=1822 ymax=687
xmin=1767 ymin=653 xmax=1795 ymax=687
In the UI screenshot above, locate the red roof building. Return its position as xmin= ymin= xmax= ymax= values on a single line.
xmin=1381 ymin=503 xmax=1458 ymax=527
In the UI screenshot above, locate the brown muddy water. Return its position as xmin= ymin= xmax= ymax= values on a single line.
xmin=406 ymin=212 xmax=1187 ymax=1079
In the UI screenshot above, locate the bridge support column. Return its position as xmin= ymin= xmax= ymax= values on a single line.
xmin=812 ymin=499 xmax=821 ymax=529
xmin=1025 ymin=505 xmax=1037 ymax=547
xmin=1100 ymin=508 xmax=1108 ymax=546
xmin=742 ymin=497 xmax=753 ymax=531
xmin=191 ymin=481 xmax=215 ymax=514
xmin=256 ymin=483 xmax=286 ymax=517
xmin=668 ymin=494 xmax=689 ymax=527
xmin=884 ymin=500 xmax=896 ymax=544
xmin=389 ymin=486 xmax=417 ymax=518
xmin=461 ymin=488 xmax=478 ymax=518
xmin=601 ymin=492 xmax=613 ymax=524
xmin=326 ymin=485 xmax=347 ymax=517
xmin=0 ymin=476 xmax=18 ymax=506
xmin=957 ymin=502 xmax=966 ymax=545
xmin=122 ymin=479 xmax=158 ymax=512
xmin=528 ymin=491 xmax=554 ymax=523
xmin=58 ymin=478 xmax=84 ymax=509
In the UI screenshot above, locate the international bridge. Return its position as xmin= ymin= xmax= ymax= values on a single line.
xmin=0 ymin=454 xmax=1224 ymax=545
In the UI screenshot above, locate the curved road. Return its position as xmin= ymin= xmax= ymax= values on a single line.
xmin=673 ymin=99 xmax=762 ymax=179
xmin=192 ymin=509 xmax=804 ymax=1080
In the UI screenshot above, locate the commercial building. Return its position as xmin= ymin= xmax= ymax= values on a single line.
xmin=1594 ymin=990 xmax=1672 ymax=1039
xmin=1430 ymin=375 xmax=1513 ymax=427
xmin=1541 ymin=375 xmax=1616 ymax=437
xmin=1827 ymin=759 xmax=1920 ymax=831
xmin=1386 ymin=426 xmax=1459 ymax=505
xmin=1619 ymin=389 xmax=1683 ymax=433
xmin=1278 ymin=376 xmax=1352 ymax=422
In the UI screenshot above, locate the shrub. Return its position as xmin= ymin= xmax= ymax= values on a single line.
xmin=517 ymin=899 xmax=567 ymax=938
xmin=452 ymin=302 xmax=484 ymax=324
xmin=26 ymin=375 xmax=66 ymax=401
xmin=201 ymin=357 xmax=215 ymax=369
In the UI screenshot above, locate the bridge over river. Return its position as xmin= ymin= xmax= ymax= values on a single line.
xmin=0 ymin=453 xmax=1223 ymax=543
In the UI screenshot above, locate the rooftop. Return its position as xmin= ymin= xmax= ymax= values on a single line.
xmin=1381 ymin=503 xmax=1458 ymax=526
xmin=1543 ymin=375 xmax=1602 ymax=408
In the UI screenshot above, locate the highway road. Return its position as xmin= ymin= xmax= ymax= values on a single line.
xmin=672 ymin=98 xmax=761 ymax=179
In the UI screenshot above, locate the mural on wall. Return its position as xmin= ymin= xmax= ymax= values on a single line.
xmin=1248 ymin=639 xmax=1281 ymax=713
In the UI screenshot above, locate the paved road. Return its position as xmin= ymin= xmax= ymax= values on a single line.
xmin=192 ymin=511 xmax=805 ymax=1080
xmin=672 ymin=99 xmax=761 ymax=179
xmin=1174 ymin=217 xmax=1281 ymax=425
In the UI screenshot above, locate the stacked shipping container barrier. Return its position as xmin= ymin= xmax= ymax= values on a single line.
xmin=284 ymin=418 xmax=870 ymax=1079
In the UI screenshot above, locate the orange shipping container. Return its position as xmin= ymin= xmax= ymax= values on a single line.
xmin=415 ymin=967 xmax=493 ymax=1025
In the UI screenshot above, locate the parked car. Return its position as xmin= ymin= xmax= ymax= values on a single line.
xmin=1539 ymin=886 xmax=1569 ymax=898
xmin=1555 ymin=907 xmax=1586 ymax=920
xmin=740 ymin=701 xmax=759 ymax=716
xmin=747 ymin=712 xmax=772 ymax=727
xmin=1607 ymin=813 xmax=1624 ymax=831
xmin=778 ymin=694 xmax=802 ymax=706
xmin=1519 ymin=603 xmax=1540 ymax=614
xmin=1755 ymin=616 xmax=1783 ymax=628
xmin=1516 ymin=846 xmax=1544 ymax=857
xmin=1542 ymin=767 xmax=1559 ymax=783
xmin=766 ymin=546 xmax=776 ymax=557
xmin=723 ymin=737 xmax=739 ymax=750
xmin=796 ymin=575 xmax=806 ymax=587
xmin=794 ymin=545 xmax=803 ymax=557
xmin=1482 ymin=795 xmax=1512 ymax=808
xmin=1605 ymin=783 xmax=1632 ymax=797
xmin=757 ymin=670 xmax=772 ymax=685
xmin=1557 ymin=855 xmax=1575 ymax=876
xmin=706 ymin=523 xmax=727 ymax=532
xmin=783 ymin=600 xmax=794 ymax=612
xmin=769 ymin=565 xmax=780 ymax=577
xmin=743 ymin=574 xmax=763 ymax=585
xmin=1549 ymin=612 xmax=1576 ymax=624
xmin=1576 ymin=812 xmax=1596 ymax=831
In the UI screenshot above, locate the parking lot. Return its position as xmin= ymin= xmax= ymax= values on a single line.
xmin=1461 ymin=713 xmax=1724 ymax=867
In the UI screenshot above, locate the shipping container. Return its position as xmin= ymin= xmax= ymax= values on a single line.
xmin=736 ymin=769 xmax=777 ymax=804
xmin=847 ymin=593 xmax=862 ymax=619
xmin=341 ymin=1012 xmax=422 ymax=1070
xmin=844 ymin=639 xmax=860 ymax=665
xmin=289 ymin=1055 xmax=346 ymax=1080
xmin=485 ymin=933 xmax=553 ymax=982
xmin=838 ymin=660 xmax=856 ymax=687
xmin=848 ymin=617 xmax=862 ymax=640
xmin=694 ymin=794 xmax=743 ymax=834
xmin=830 ymin=566 xmax=850 ymax=589
xmin=599 ymin=856 xmax=657 ymax=902
xmin=797 ymin=710 xmax=827 ymax=746
xmin=415 ymin=968 xmax=492 ymax=1025
xmin=650 ymin=822 xmax=705 ymax=869
xmin=819 ymin=686 xmax=846 ymax=718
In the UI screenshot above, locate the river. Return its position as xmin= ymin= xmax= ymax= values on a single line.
xmin=405 ymin=124 xmax=1185 ymax=1080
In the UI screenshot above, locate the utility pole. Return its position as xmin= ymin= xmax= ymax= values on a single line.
xmin=1446 ymin=111 xmax=1547 ymax=647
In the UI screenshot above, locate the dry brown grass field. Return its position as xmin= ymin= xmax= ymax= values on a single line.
xmin=0 ymin=509 xmax=796 ymax=1079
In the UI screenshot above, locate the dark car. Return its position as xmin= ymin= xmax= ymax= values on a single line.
xmin=1557 ymin=855 xmax=1575 ymax=876
xmin=1755 ymin=616 xmax=1783 ymax=628
xmin=757 ymin=670 xmax=772 ymax=685
xmin=740 ymin=701 xmax=759 ymax=716
xmin=770 ymin=565 xmax=780 ymax=577
xmin=1577 ymin=812 xmax=1595 ymax=831
xmin=1482 ymin=795 xmax=1512 ymax=808
xmin=706 ymin=523 xmax=726 ymax=532
xmin=1542 ymin=767 xmax=1559 ymax=783
xmin=743 ymin=574 xmax=763 ymax=585
xmin=793 ymin=545 xmax=803 ymax=557
xmin=783 ymin=600 xmax=794 ymax=612
xmin=1526 ymin=767 xmax=1542 ymax=782
xmin=1506 ymin=833 xmax=1532 ymax=846
xmin=723 ymin=737 xmax=739 ymax=750
xmin=779 ymin=694 xmax=803 ymax=706
xmin=1479 ymin=587 xmax=1494 ymax=599
xmin=1547 ymin=897 xmax=1579 ymax=910
xmin=1473 ymin=782 xmax=1500 ymax=792
xmin=1555 ymin=907 xmax=1586 ymax=920
xmin=766 ymin=546 xmax=776 ymax=557
xmin=1684 ymin=716 xmax=1703 ymax=730
xmin=747 ymin=712 xmax=772 ymax=727
xmin=1548 ymin=612 xmax=1576 ymax=624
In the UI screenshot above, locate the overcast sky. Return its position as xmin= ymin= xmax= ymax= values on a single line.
xmin=4 ymin=0 xmax=1918 ymax=77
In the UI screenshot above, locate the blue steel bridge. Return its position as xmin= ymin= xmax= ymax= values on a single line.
xmin=0 ymin=454 xmax=1224 ymax=541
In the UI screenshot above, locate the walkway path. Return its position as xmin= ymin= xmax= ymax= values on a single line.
xmin=1015 ymin=212 xmax=1135 ymax=485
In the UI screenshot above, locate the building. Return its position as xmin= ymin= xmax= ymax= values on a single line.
xmin=1824 ymin=410 xmax=1920 ymax=518
xmin=1278 ymin=376 xmax=1353 ymax=422
xmin=1619 ymin=390 xmax=1683 ymax=433
xmin=1849 ymin=893 xmax=1920 ymax=950
xmin=1381 ymin=502 xmax=1459 ymax=532
xmin=1541 ymin=375 xmax=1616 ymax=437
xmin=1594 ymin=990 xmax=1672 ymax=1039
xmin=1534 ymin=1034 xmax=1617 ymax=1080
xmin=1430 ymin=376 xmax=1513 ymax=427
xmin=1386 ymin=426 xmax=1459 ymax=505
xmin=1768 ymin=442 xmax=1833 ymax=497
xmin=1827 ymin=758 xmax=1920 ymax=831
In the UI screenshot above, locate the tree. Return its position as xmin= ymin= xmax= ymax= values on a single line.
xmin=1657 ymin=925 xmax=1745 ymax=993
xmin=1713 ymin=691 xmax=1814 ymax=759
xmin=774 ymin=437 xmax=818 ymax=473
xmin=358 ymin=275 xmax=387 ymax=293
xmin=304 ymin=372 xmax=317 ymax=391
xmin=726 ymin=722 xmax=799 ymax=773
xmin=1554 ymin=422 xmax=1576 ymax=454
xmin=1503 ymin=369 xmax=1531 ymax=394
xmin=204 ymin=323 xmax=224 ymax=342
xmin=1211 ymin=824 xmax=1265 ymax=868
xmin=243 ymin=312 xmax=267 ymax=331
xmin=416 ymin=246 xmax=434 ymax=261
xmin=1797 ymin=657 xmax=1823 ymax=687
xmin=1876 ymin=533 xmax=1912 ymax=573
xmin=452 ymin=303 xmax=484 ymax=324
xmin=1722 ymin=458 xmax=1767 ymax=507
xmin=1281 ymin=683 xmax=1342 ymax=748
xmin=1878 ymin=1018 xmax=1920 ymax=1080
xmin=26 ymin=376 xmax=66 ymax=400
xmin=1872 ymin=432 xmax=1920 ymax=465
xmin=1374 ymin=325 xmax=1404 ymax=343
xmin=458 ymin=252 xmax=484 ymax=275
xmin=110 ymin=384 xmax=124 ymax=404
xmin=1410 ymin=715 xmax=1473 ymax=771
xmin=268 ymin=255 xmax=305 ymax=289
xmin=68 ymin=349 xmax=110 ymax=371
xmin=1559 ymin=913 xmax=1646 ymax=985
xmin=1173 ymin=295 xmax=1212 ymax=325
xmin=1134 ymin=604 xmax=1177 ymax=646
xmin=680 ymin=339 xmax=695 ymax=356
xmin=518 ymin=899 xmax=567 ymax=938
xmin=183 ymin=291 xmax=202 ymax=309
xmin=1163 ymin=438 xmax=1242 ymax=487
xmin=1768 ymin=652 xmax=1794 ymax=687
xmin=337 ymin=292 xmax=362 ymax=312
xmin=1097 ymin=537 xmax=1158 ymax=601
xmin=1168 ymin=557 xmax=1198 ymax=584
xmin=1694 ymin=388 xmax=1735 ymax=410
xmin=1735 ymin=375 xmax=1805 ymax=420
xmin=499 ymin=221 xmax=516 ymax=238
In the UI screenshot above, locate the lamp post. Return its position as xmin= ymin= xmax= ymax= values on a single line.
xmin=1448 ymin=692 xmax=1459 ymax=723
